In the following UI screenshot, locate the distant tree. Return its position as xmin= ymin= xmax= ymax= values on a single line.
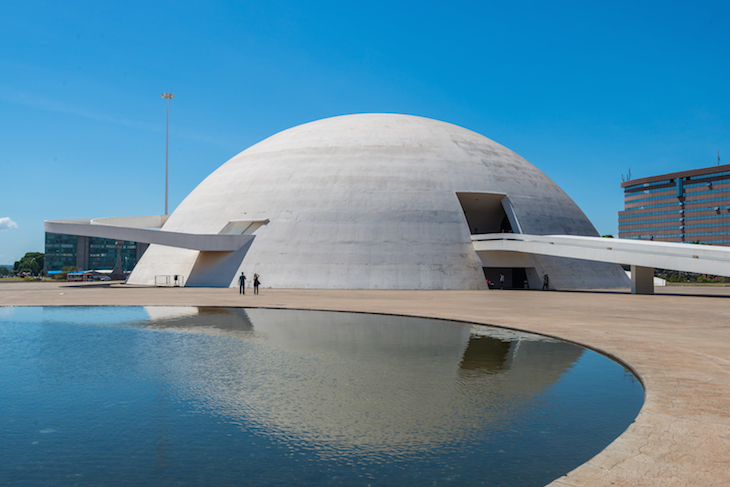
xmin=15 ymin=252 xmax=45 ymax=276
xmin=0 ymin=266 xmax=11 ymax=276
xmin=602 ymin=234 xmax=614 ymax=238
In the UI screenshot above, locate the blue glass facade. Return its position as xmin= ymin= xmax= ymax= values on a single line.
xmin=44 ymin=233 xmax=77 ymax=271
xmin=44 ymin=233 xmax=145 ymax=273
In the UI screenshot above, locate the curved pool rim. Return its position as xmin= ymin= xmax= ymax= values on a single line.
xmin=1 ymin=303 xmax=646 ymax=487
xmin=4 ymin=282 xmax=725 ymax=487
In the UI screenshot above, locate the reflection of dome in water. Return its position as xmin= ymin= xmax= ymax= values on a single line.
xmin=128 ymin=114 xmax=628 ymax=290
xmin=136 ymin=308 xmax=583 ymax=454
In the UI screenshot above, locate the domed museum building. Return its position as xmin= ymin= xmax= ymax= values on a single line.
xmin=124 ymin=113 xmax=627 ymax=290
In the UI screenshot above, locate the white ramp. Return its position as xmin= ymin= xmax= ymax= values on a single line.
xmin=473 ymin=234 xmax=730 ymax=294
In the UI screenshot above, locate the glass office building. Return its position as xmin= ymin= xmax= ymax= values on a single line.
xmin=45 ymin=233 xmax=148 ymax=273
xmin=619 ymin=164 xmax=730 ymax=246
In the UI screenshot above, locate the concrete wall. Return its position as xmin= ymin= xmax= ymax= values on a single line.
xmin=76 ymin=236 xmax=89 ymax=270
xmin=128 ymin=114 xmax=628 ymax=289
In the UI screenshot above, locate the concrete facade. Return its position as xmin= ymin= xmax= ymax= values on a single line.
xmin=124 ymin=114 xmax=628 ymax=290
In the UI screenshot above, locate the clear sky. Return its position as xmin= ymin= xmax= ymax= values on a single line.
xmin=1 ymin=1 xmax=728 ymax=264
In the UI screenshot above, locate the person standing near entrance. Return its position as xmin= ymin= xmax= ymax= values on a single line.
xmin=239 ymin=272 xmax=246 ymax=294
xmin=499 ymin=274 xmax=504 ymax=290
xmin=253 ymin=273 xmax=260 ymax=295
xmin=542 ymin=274 xmax=549 ymax=290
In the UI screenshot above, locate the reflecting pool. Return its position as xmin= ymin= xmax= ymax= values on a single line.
xmin=0 ymin=307 xmax=643 ymax=486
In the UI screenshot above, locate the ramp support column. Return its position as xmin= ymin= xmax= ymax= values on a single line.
xmin=631 ymin=265 xmax=654 ymax=295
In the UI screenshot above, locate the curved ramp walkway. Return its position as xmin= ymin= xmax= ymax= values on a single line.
xmin=44 ymin=216 xmax=265 ymax=252
xmin=473 ymin=233 xmax=730 ymax=294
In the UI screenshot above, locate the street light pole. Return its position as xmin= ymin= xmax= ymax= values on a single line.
xmin=161 ymin=92 xmax=175 ymax=215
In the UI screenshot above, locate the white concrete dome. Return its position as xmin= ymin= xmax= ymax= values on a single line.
xmin=128 ymin=113 xmax=628 ymax=289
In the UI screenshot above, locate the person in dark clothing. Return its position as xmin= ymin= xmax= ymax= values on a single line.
xmin=253 ymin=273 xmax=260 ymax=295
xmin=239 ymin=272 xmax=246 ymax=294
xmin=542 ymin=274 xmax=549 ymax=290
xmin=499 ymin=274 xmax=504 ymax=290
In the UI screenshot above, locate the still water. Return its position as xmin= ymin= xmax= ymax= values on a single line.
xmin=0 ymin=306 xmax=643 ymax=487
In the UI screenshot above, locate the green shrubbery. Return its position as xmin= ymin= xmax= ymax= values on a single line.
xmin=13 ymin=252 xmax=44 ymax=276
xmin=656 ymin=269 xmax=730 ymax=283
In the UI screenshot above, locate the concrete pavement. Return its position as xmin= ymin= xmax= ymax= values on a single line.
xmin=1 ymin=282 xmax=729 ymax=486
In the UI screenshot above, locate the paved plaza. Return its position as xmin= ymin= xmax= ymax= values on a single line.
xmin=2 ymin=282 xmax=729 ymax=486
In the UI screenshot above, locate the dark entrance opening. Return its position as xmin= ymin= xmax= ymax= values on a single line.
xmin=457 ymin=192 xmax=532 ymax=289
xmin=512 ymin=268 xmax=528 ymax=289
xmin=456 ymin=192 xmax=513 ymax=235
xmin=482 ymin=267 xmax=530 ymax=289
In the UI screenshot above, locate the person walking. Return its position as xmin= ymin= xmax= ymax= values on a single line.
xmin=238 ymin=272 xmax=246 ymax=294
xmin=542 ymin=274 xmax=549 ymax=290
xmin=253 ymin=273 xmax=260 ymax=295
xmin=499 ymin=273 xmax=504 ymax=290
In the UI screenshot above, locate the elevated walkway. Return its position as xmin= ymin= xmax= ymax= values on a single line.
xmin=44 ymin=216 xmax=266 ymax=252
xmin=473 ymin=233 xmax=730 ymax=294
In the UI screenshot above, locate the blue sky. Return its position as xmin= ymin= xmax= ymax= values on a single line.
xmin=1 ymin=1 xmax=728 ymax=264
